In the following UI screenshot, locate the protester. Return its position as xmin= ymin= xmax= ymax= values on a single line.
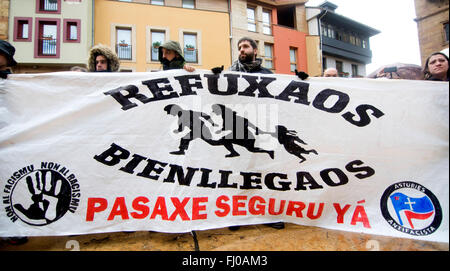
xmin=227 ymin=37 xmax=308 ymax=80
xmin=215 ymin=37 xmax=306 ymax=231
xmin=228 ymin=37 xmax=272 ymax=74
xmin=87 ymin=44 xmax=120 ymax=72
xmin=70 ymin=66 xmax=88 ymax=72
xmin=0 ymin=41 xmax=28 ymax=245
xmin=323 ymin=67 xmax=338 ymax=77
xmin=0 ymin=40 xmax=17 ymax=79
xmin=423 ymin=52 xmax=449 ymax=81
xmin=367 ymin=63 xmax=424 ymax=80
xmin=158 ymin=40 xmax=195 ymax=72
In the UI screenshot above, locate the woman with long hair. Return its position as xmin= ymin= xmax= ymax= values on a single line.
xmin=423 ymin=52 xmax=449 ymax=81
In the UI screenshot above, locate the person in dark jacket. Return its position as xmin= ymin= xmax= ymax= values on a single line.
xmin=0 ymin=40 xmax=17 ymax=79
xmin=158 ymin=40 xmax=195 ymax=72
xmin=227 ymin=37 xmax=285 ymax=231
xmin=423 ymin=52 xmax=449 ymax=81
xmin=0 ymin=43 xmax=29 ymax=245
xmin=229 ymin=37 xmax=273 ymax=74
xmin=87 ymin=44 xmax=120 ymax=72
xmin=226 ymin=37 xmax=308 ymax=80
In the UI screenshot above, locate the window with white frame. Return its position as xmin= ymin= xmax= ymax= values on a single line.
xmin=151 ymin=0 xmax=164 ymax=5
xmin=182 ymin=0 xmax=195 ymax=9
xmin=289 ymin=47 xmax=297 ymax=72
xmin=262 ymin=9 xmax=272 ymax=35
xmin=116 ymin=27 xmax=132 ymax=60
xmin=183 ymin=33 xmax=197 ymax=63
xmin=264 ymin=43 xmax=273 ymax=69
xmin=151 ymin=30 xmax=165 ymax=61
xmin=247 ymin=7 xmax=256 ymax=32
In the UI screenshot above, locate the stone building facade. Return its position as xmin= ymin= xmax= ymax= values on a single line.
xmin=414 ymin=0 xmax=449 ymax=65
xmin=0 ymin=0 xmax=9 ymax=40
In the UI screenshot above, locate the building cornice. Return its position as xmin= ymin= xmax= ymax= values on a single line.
xmin=414 ymin=6 xmax=449 ymax=22
xmin=250 ymin=0 xmax=307 ymax=6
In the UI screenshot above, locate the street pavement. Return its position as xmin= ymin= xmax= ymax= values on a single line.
xmin=0 ymin=223 xmax=447 ymax=251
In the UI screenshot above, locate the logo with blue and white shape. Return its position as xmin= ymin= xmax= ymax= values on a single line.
xmin=380 ymin=181 xmax=442 ymax=236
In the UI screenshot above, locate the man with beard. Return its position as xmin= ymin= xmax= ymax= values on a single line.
xmin=229 ymin=37 xmax=273 ymax=74
xmin=226 ymin=37 xmax=308 ymax=80
xmin=226 ymin=38 xmax=286 ymax=230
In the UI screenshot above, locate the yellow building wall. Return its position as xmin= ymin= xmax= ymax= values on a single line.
xmin=94 ymin=0 xmax=231 ymax=72
xmin=306 ymin=35 xmax=321 ymax=77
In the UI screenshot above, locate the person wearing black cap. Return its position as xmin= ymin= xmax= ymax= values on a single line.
xmin=0 ymin=44 xmax=29 ymax=245
xmin=0 ymin=41 xmax=28 ymax=245
xmin=0 ymin=40 xmax=18 ymax=79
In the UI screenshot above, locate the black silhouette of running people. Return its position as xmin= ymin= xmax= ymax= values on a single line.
xmin=164 ymin=104 xmax=318 ymax=163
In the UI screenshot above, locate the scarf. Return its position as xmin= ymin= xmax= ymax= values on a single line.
xmin=162 ymin=57 xmax=185 ymax=71
xmin=0 ymin=69 xmax=11 ymax=79
xmin=234 ymin=58 xmax=263 ymax=73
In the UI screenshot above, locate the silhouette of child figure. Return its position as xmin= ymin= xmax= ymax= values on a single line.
xmin=211 ymin=104 xmax=274 ymax=159
xmin=266 ymin=125 xmax=318 ymax=163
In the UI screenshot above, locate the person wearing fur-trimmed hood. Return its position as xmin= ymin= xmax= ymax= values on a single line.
xmin=87 ymin=44 xmax=120 ymax=72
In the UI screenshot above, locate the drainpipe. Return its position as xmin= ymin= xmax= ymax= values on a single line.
xmin=317 ymin=9 xmax=328 ymax=74
xmin=92 ymin=0 xmax=95 ymax=47
xmin=228 ymin=0 xmax=233 ymax=66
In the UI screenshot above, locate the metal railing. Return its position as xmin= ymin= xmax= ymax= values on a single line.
xmin=116 ymin=44 xmax=132 ymax=60
xmin=38 ymin=38 xmax=57 ymax=56
xmin=184 ymin=48 xmax=198 ymax=63
xmin=151 ymin=47 xmax=159 ymax=61
xmin=40 ymin=0 xmax=58 ymax=11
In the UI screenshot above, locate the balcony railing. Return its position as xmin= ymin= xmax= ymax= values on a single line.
xmin=116 ymin=44 xmax=132 ymax=60
xmin=151 ymin=47 xmax=159 ymax=61
xmin=184 ymin=48 xmax=198 ymax=63
xmin=38 ymin=38 xmax=57 ymax=56
xmin=40 ymin=0 xmax=58 ymax=11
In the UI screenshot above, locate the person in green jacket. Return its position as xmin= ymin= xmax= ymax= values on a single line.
xmin=158 ymin=40 xmax=195 ymax=72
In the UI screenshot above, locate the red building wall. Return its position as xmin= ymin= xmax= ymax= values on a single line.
xmin=273 ymin=25 xmax=308 ymax=75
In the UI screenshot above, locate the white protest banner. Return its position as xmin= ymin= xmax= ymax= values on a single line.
xmin=0 ymin=70 xmax=448 ymax=243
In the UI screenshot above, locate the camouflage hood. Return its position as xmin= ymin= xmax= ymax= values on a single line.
xmin=87 ymin=44 xmax=120 ymax=72
xmin=158 ymin=40 xmax=185 ymax=63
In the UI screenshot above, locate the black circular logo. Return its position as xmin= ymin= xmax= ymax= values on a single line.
xmin=380 ymin=181 xmax=442 ymax=236
xmin=6 ymin=167 xmax=78 ymax=226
